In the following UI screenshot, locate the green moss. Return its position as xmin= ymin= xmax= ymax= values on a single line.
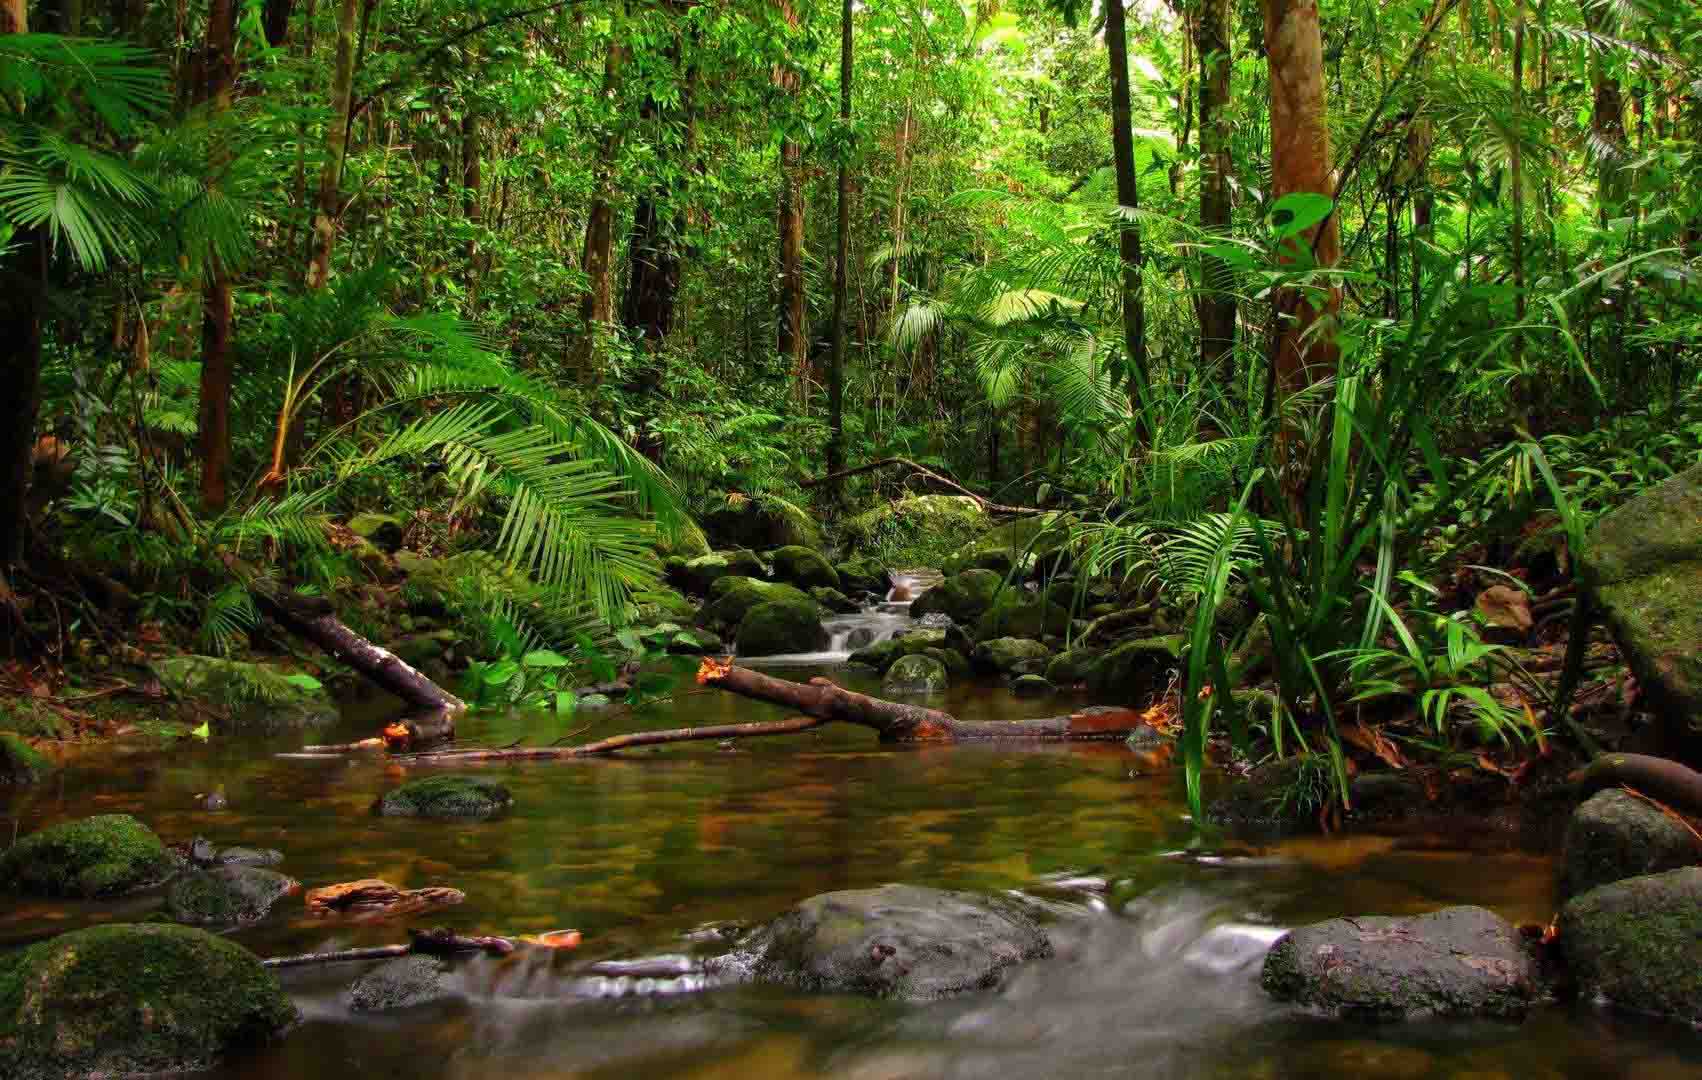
xmin=736 ymin=599 xmax=827 ymax=657
xmin=1560 ymin=867 xmax=1702 ymax=1024
xmin=0 ymin=814 xmax=177 ymax=898
xmin=150 ymin=656 xmax=338 ymax=733
xmin=942 ymin=513 xmax=1069 ymax=576
xmin=971 ymin=637 xmax=1053 ymax=675
xmin=841 ymin=496 xmax=991 ymax=565
xmin=631 ymin=587 xmax=697 ymax=621
xmin=1044 ymin=647 xmax=1102 ymax=687
xmin=166 ymin=867 xmax=297 ymax=926
xmin=911 ymin=569 xmax=1003 ymax=625
xmin=376 ymin=775 xmax=513 ymax=819
xmin=771 ymin=545 xmax=840 ymax=589
xmin=974 ymin=592 xmax=1071 ymax=640
xmin=848 ymin=629 xmax=948 ymax=673
xmin=0 ymin=923 xmax=295 ymax=1078
xmin=834 ymin=556 xmax=890 ymax=594
xmin=882 ymin=653 xmax=950 ymax=693
xmin=0 ymin=734 xmax=50 ymax=784
xmin=0 ymin=699 xmax=66 ymax=740
xmin=703 ymin=496 xmax=824 ymax=552
xmin=697 ymin=576 xmax=814 ymax=632
xmin=1085 ymin=635 xmax=1184 ymax=704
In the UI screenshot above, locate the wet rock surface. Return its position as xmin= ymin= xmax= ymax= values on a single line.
xmin=167 ymin=865 xmax=298 ymax=925
xmin=1563 ymin=789 xmax=1701 ymax=898
xmin=1261 ymin=906 xmax=1544 ymax=1020
xmin=376 ymin=775 xmax=513 ymax=819
xmin=347 ymin=954 xmax=457 ymax=1012
xmin=743 ymin=884 xmax=1052 ymax=1001
xmin=0 ymin=813 xmax=179 ymax=898
xmin=1559 ymin=866 xmax=1702 ymax=1025
xmin=883 ymin=653 xmax=950 ymax=693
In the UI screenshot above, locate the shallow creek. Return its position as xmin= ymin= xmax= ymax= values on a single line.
xmin=4 ymin=661 xmax=1701 ymax=1078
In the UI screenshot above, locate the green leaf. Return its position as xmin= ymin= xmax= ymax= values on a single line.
xmin=1268 ymin=192 xmax=1334 ymax=240
xmin=190 ymin=720 xmax=210 ymax=740
xmin=282 ymin=673 xmax=323 ymax=691
xmin=523 ymin=649 xmax=571 ymax=669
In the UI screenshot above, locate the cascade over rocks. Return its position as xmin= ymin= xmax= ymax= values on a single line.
xmin=1261 ymin=906 xmax=1544 ymax=1019
xmin=1578 ymin=461 xmax=1702 ymax=745
xmin=743 ymin=884 xmax=1051 ymax=1000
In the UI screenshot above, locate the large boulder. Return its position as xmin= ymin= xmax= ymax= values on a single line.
xmin=151 ymin=656 xmax=338 ymax=733
xmin=1560 ymin=867 xmax=1702 ymax=1025
xmin=910 ymin=569 xmax=1002 ymax=625
xmin=703 ymin=495 xmax=823 ymax=552
xmin=840 ymin=495 xmax=989 ymax=558
xmin=736 ymin=599 xmax=828 ymax=657
xmin=810 ymin=586 xmax=860 ymax=614
xmin=376 ymin=775 xmax=513 ymax=819
xmin=1044 ymin=647 xmax=1102 ymax=687
xmin=974 ymin=592 xmax=1071 ymax=640
xmin=1086 ymin=635 xmax=1184 ymax=704
xmin=671 ymin=550 xmax=768 ymax=595
xmin=883 ymin=654 xmax=950 ymax=694
xmin=697 ymin=576 xmax=814 ymax=634
xmin=1578 ymin=462 xmax=1702 ymax=741
xmin=348 ymin=955 xmax=456 ymax=1012
xmin=1563 ymin=789 xmax=1702 ymax=898
xmin=835 ymin=556 xmax=890 ymax=595
xmin=0 ymin=734 xmax=49 ymax=785
xmin=0 ymin=923 xmax=295 ymax=1078
xmin=167 ymin=866 xmax=298 ymax=926
xmin=1261 ymin=906 xmax=1544 ymax=1020
xmin=972 ymin=637 xmax=1052 ymax=675
xmin=771 ymin=545 xmax=840 ymax=590
xmin=849 ymin=629 xmax=948 ymax=674
xmin=943 ymin=513 xmax=1069 ymax=577
xmin=746 ymin=884 xmax=1051 ymax=1000
xmin=0 ymin=814 xmax=178 ymax=898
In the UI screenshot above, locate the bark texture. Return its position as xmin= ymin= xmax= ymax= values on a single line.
xmin=1105 ymin=0 xmax=1148 ymax=401
xmin=305 ymin=0 xmax=361 ymax=290
xmin=1197 ymin=0 xmax=1236 ymax=372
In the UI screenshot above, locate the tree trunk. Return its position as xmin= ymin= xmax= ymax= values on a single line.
xmin=774 ymin=0 xmax=809 ymax=406
xmin=1580 ymin=0 xmax=1628 ymax=224
xmin=263 ymin=0 xmax=294 ymax=46
xmin=1105 ymin=0 xmax=1148 ymax=408
xmin=1261 ymin=0 xmax=1340 ymax=399
xmin=826 ymin=0 xmax=852 ymax=493
xmin=1197 ymin=0 xmax=1235 ymax=373
xmin=0 ymin=0 xmax=36 ymax=579
xmin=1510 ymin=0 xmax=1527 ymax=396
xmin=1405 ymin=118 xmax=1434 ymax=314
xmin=196 ymin=0 xmax=239 ymax=511
xmin=305 ymin=0 xmax=361 ymax=290
xmin=575 ymin=1 xmax=625 ymax=383
xmin=461 ymin=108 xmax=483 ymax=307
xmin=888 ymin=100 xmax=913 ymax=321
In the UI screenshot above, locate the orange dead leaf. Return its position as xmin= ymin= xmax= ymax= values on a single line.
xmin=519 ymin=929 xmax=582 ymax=950
xmin=383 ymin=722 xmax=411 ymax=749
xmin=696 ymin=656 xmax=735 ymax=684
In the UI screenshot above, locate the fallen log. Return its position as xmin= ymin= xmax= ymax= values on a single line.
xmin=262 ymin=927 xmax=524 ymax=970
xmin=800 ymin=456 xmax=1045 ymax=516
xmin=389 ymin=715 xmax=829 ymax=762
xmin=1575 ymin=752 xmax=1702 ymax=817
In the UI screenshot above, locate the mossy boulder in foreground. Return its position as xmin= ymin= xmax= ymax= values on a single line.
xmin=1559 ymin=866 xmax=1702 ymax=1025
xmin=0 ymin=923 xmax=295 ymax=1078
xmin=1578 ymin=461 xmax=1702 ymax=741
xmin=971 ymin=636 xmax=1052 ymax=676
xmin=376 ymin=775 xmax=513 ymax=819
xmin=0 ymin=814 xmax=178 ymax=898
xmin=1261 ymin=906 xmax=1543 ymax=1020
xmin=1562 ymin=789 xmax=1701 ymax=898
xmin=0 ymin=734 xmax=49 ymax=784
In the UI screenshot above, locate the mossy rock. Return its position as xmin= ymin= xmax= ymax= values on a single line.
xmin=1010 ymin=674 xmax=1053 ymax=697
xmin=671 ymin=550 xmax=768 ymax=595
xmin=1563 ymin=790 xmax=1702 ymax=899
xmin=883 ymin=654 xmax=950 ymax=694
xmin=736 ymin=599 xmax=827 ymax=658
xmin=1578 ymin=462 xmax=1702 ymax=741
xmin=943 ymin=513 xmax=1068 ymax=577
xmin=848 ymin=629 xmax=948 ymax=674
xmin=151 ymin=656 xmax=338 ymax=733
xmin=376 ymin=775 xmax=513 ymax=819
xmin=654 ymin=520 xmax=712 ymax=560
xmin=771 ymin=546 xmax=841 ymax=590
xmin=810 ymin=586 xmax=860 ymax=614
xmin=347 ymin=954 xmax=455 ymax=1012
xmin=840 ymin=495 xmax=989 ymax=560
xmin=1560 ymin=867 xmax=1702 ymax=1025
xmin=1044 ymin=647 xmax=1102 ymax=687
xmin=0 ymin=734 xmax=49 ymax=785
xmin=167 ymin=866 xmax=298 ymax=926
xmin=921 ymin=646 xmax=971 ymax=680
xmin=0 ymin=698 xmax=66 ymax=739
xmin=698 ymin=576 xmax=814 ymax=633
xmin=835 ymin=556 xmax=890 ymax=595
xmin=0 ymin=923 xmax=295 ymax=1078
xmin=0 ymin=814 xmax=178 ymax=898
xmin=910 ymin=569 xmax=1003 ymax=626
xmin=667 ymin=628 xmax=724 ymax=655
xmin=632 ymin=586 xmax=697 ymax=622
xmin=1085 ymin=635 xmax=1184 ymax=704
xmin=974 ymin=591 xmax=1072 ymax=640
xmin=347 ymin=511 xmax=405 ymax=551
xmin=703 ymin=495 xmax=824 ymax=552
xmin=971 ymin=637 xmax=1052 ymax=675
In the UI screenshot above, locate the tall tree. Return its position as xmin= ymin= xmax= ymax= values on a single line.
xmin=196 ymin=0 xmax=239 ymax=510
xmin=1196 ymin=0 xmax=1235 ymax=372
xmin=774 ymin=0 xmax=810 ymax=404
xmin=1581 ymin=0 xmax=1628 ymax=223
xmin=827 ymin=0 xmax=852 ymax=490
xmin=1261 ymin=0 xmax=1340 ymax=399
xmin=1105 ymin=0 xmax=1148 ymax=406
xmin=306 ymin=0 xmax=361 ymax=290
xmin=0 ymin=0 xmax=39 ymax=570
xmin=575 ymin=1 xmax=625 ymax=383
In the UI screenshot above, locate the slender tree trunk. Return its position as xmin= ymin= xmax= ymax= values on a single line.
xmin=826 ymin=0 xmax=852 ymax=493
xmin=888 ymin=100 xmax=913 ymax=322
xmin=461 ymin=108 xmax=483 ymax=307
xmin=1510 ymin=0 xmax=1527 ymax=396
xmin=0 ymin=0 xmax=39 ymax=584
xmin=263 ymin=0 xmax=294 ymax=46
xmin=1105 ymin=0 xmax=1148 ymax=409
xmin=575 ymin=1 xmax=625 ymax=384
xmin=1405 ymin=118 xmax=1434 ymax=314
xmin=1197 ymin=0 xmax=1235 ymax=373
xmin=774 ymin=0 xmax=809 ymax=405
xmin=1580 ymin=0 xmax=1628 ymax=223
xmin=621 ymin=20 xmax=697 ymax=356
xmin=306 ymin=0 xmax=361 ymax=290
xmin=196 ymin=0 xmax=239 ymax=511
xmin=1261 ymin=0 xmax=1340 ymax=400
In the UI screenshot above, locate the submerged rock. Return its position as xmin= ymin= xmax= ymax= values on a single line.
xmin=376 ymin=775 xmax=513 ymax=819
xmin=746 ymin=884 xmax=1051 ymax=1000
xmin=1563 ymin=789 xmax=1702 ymax=898
xmin=0 ymin=814 xmax=178 ymax=898
xmin=883 ymin=654 xmax=950 ymax=694
xmin=771 ymin=545 xmax=841 ymax=590
xmin=0 ymin=733 xmax=49 ymax=784
xmin=167 ymin=866 xmax=298 ymax=925
xmin=737 ymin=598 xmax=828 ymax=657
xmin=1010 ymin=674 xmax=1053 ymax=697
xmin=1560 ymin=866 xmax=1702 ymax=1025
xmin=1261 ymin=906 xmax=1543 ymax=1020
xmin=347 ymin=954 xmax=456 ymax=1012
xmin=1578 ymin=461 xmax=1702 ymax=742
xmin=971 ymin=636 xmax=1052 ymax=675
xmin=0 ymin=923 xmax=294 ymax=1078
xmin=151 ymin=655 xmax=338 ymax=732
xmin=910 ymin=569 xmax=1003 ymax=626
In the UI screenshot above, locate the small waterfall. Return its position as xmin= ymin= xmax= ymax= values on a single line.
xmin=741 ymin=568 xmax=945 ymax=666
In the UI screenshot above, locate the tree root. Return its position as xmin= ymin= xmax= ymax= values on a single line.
xmin=1575 ymin=752 xmax=1702 ymax=818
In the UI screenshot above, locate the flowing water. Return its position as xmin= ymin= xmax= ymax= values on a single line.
xmin=740 ymin=569 xmax=943 ymax=666
xmin=4 ymin=660 xmax=1702 ymax=1078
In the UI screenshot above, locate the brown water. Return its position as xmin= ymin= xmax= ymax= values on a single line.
xmin=4 ymin=664 xmax=1700 ymax=1078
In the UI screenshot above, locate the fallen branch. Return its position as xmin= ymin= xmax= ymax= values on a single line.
xmin=1575 ymin=752 xmax=1702 ymax=818
xmin=389 ymin=714 xmax=829 ymax=762
xmin=262 ymin=927 xmax=520 ymax=970
xmin=800 ymin=457 xmax=1044 ymax=516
